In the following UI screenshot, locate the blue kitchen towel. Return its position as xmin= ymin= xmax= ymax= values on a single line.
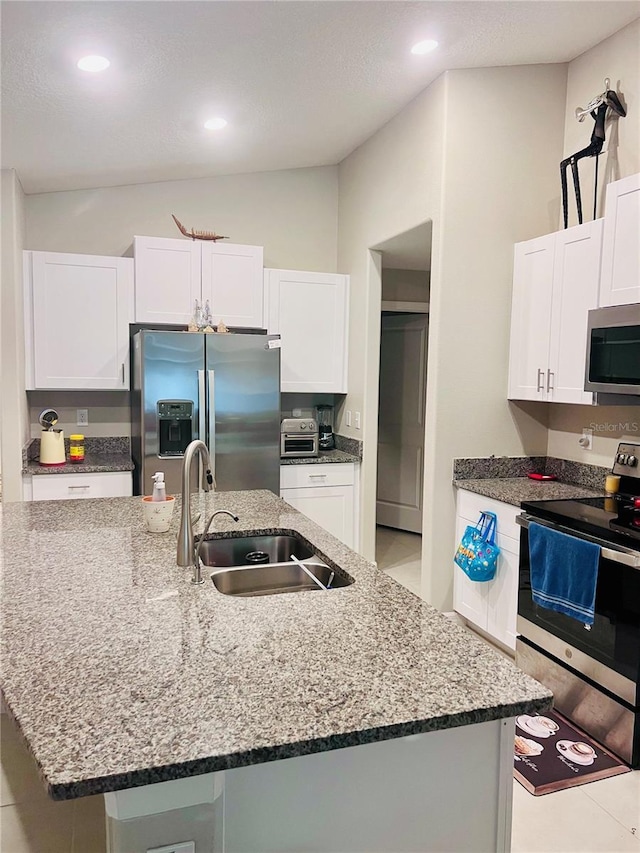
xmin=529 ymin=522 xmax=599 ymax=626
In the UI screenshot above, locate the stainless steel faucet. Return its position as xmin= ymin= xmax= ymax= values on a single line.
xmin=177 ymin=439 xmax=214 ymax=573
xmin=192 ymin=509 xmax=240 ymax=585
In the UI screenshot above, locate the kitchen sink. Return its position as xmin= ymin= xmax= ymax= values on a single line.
xmin=195 ymin=531 xmax=354 ymax=596
xmin=197 ymin=533 xmax=317 ymax=568
xmin=210 ymin=561 xmax=352 ymax=597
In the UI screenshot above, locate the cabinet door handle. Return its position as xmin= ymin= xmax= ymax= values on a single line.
xmin=68 ymin=485 xmax=91 ymax=490
xmin=547 ymin=369 xmax=555 ymax=392
xmin=536 ymin=369 xmax=545 ymax=392
xmin=121 ymin=363 xmax=125 ymax=384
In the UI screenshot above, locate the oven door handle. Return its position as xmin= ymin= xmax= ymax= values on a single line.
xmin=517 ymin=513 xmax=640 ymax=569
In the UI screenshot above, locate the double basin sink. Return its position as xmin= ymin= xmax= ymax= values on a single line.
xmin=196 ymin=532 xmax=353 ymax=597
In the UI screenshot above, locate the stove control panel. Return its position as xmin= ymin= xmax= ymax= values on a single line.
xmin=612 ymin=442 xmax=640 ymax=477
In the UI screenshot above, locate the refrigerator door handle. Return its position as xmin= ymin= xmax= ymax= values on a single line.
xmin=208 ymin=369 xmax=216 ymax=483
xmin=197 ymin=370 xmax=206 ymax=442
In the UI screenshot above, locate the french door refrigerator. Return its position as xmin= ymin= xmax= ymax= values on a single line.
xmin=132 ymin=330 xmax=281 ymax=496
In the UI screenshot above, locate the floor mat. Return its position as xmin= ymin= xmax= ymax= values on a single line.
xmin=513 ymin=709 xmax=631 ymax=795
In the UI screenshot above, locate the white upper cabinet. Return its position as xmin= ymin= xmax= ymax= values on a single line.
xmin=265 ymin=269 xmax=349 ymax=393
xmin=508 ymin=220 xmax=603 ymax=404
xmin=133 ymin=236 xmax=200 ymax=325
xmin=25 ymin=251 xmax=134 ymax=390
xmin=201 ymin=242 xmax=263 ymax=328
xmin=599 ymin=172 xmax=640 ymax=307
xmin=134 ymin=236 xmax=264 ymax=327
xmin=508 ymin=233 xmax=555 ymax=401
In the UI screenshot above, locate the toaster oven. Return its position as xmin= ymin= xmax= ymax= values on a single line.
xmin=280 ymin=418 xmax=319 ymax=458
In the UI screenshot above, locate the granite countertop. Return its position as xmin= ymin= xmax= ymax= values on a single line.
xmin=23 ymin=437 xmax=134 ymax=476
xmin=281 ymin=449 xmax=360 ymax=465
xmin=23 ymin=453 xmax=134 ymax=476
xmin=0 ymin=491 xmax=550 ymax=800
xmin=454 ymin=478 xmax=604 ymax=506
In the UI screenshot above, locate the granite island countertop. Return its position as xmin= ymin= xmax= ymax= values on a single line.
xmin=454 ymin=477 xmax=604 ymax=506
xmin=0 ymin=491 xmax=551 ymax=800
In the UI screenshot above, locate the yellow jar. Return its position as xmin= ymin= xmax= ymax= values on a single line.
xmin=69 ymin=434 xmax=85 ymax=463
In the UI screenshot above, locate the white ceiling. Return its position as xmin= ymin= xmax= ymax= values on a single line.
xmin=2 ymin=1 xmax=639 ymax=194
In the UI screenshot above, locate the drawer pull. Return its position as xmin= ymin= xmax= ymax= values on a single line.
xmin=309 ymin=474 xmax=327 ymax=479
xmin=68 ymin=485 xmax=91 ymax=490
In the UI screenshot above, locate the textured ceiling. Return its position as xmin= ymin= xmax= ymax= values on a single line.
xmin=2 ymin=1 xmax=639 ymax=194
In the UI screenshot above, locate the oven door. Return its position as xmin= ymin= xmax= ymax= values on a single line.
xmin=517 ymin=513 xmax=640 ymax=707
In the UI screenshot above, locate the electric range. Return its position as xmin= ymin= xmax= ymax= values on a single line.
xmin=516 ymin=442 xmax=640 ymax=767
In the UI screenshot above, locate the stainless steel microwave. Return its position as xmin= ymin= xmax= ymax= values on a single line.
xmin=585 ymin=304 xmax=640 ymax=396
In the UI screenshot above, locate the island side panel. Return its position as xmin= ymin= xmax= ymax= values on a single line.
xmin=222 ymin=717 xmax=514 ymax=853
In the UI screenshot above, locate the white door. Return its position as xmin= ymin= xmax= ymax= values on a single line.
xmin=486 ymin=535 xmax=519 ymax=651
xmin=507 ymin=234 xmax=555 ymax=400
xmin=453 ymin=514 xmax=488 ymax=630
xmin=548 ymin=220 xmax=603 ymax=404
xmin=266 ymin=269 xmax=349 ymax=393
xmin=201 ymin=243 xmax=264 ymax=328
xmin=30 ymin=252 xmax=133 ymax=390
xmin=599 ymin=173 xmax=640 ymax=307
xmin=376 ymin=314 xmax=428 ymax=533
xmin=134 ymin=236 xmax=201 ymax=324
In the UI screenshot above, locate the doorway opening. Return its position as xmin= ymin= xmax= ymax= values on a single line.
xmin=373 ymin=222 xmax=432 ymax=596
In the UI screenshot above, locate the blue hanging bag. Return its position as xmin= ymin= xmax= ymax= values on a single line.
xmin=454 ymin=511 xmax=500 ymax=582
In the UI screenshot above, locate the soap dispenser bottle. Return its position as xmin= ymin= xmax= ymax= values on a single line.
xmin=151 ymin=472 xmax=166 ymax=501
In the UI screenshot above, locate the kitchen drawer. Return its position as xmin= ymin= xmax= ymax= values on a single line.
xmin=456 ymin=489 xmax=519 ymax=540
xmin=31 ymin=472 xmax=132 ymax=501
xmin=280 ymin=463 xmax=355 ymax=490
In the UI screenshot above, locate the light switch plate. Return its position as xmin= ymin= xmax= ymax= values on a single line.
xmin=146 ymin=843 xmax=195 ymax=853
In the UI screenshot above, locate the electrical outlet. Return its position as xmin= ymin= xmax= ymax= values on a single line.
xmin=292 ymin=408 xmax=302 ymax=418
xmin=355 ymin=411 xmax=361 ymax=430
xmin=346 ymin=410 xmax=352 ymax=427
xmin=76 ymin=409 xmax=89 ymax=426
xmin=146 ymin=842 xmax=195 ymax=853
xmin=578 ymin=428 xmax=593 ymax=450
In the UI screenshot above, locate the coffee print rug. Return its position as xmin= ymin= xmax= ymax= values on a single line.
xmin=513 ymin=710 xmax=630 ymax=795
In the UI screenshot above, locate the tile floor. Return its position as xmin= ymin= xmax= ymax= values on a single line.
xmin=0 ymin=527 xmax=637 ymax=852
xmin=375 ymin=523 xmax=640 ymax=853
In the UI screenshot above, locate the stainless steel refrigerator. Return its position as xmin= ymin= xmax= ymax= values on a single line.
xmin=132 ymin=330 xmax=281 ymax=496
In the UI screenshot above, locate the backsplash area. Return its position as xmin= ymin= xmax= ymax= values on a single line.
xmin=27 ymin=390 xmax=131 ymax=438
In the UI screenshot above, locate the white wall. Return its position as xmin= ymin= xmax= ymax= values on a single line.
xmin=382 ymin=269 xmax=430 ymax=303
xmin=26 ymin=165 xmax=339 ymax=272
xmin=549 ymin=18 xmax=640 ymax=462
xmin=339 ymin=64 xmax=564 ymax=608
xmin=20 ymin=165 xmax=339 ymax=443
xmin=337 ymin=74 xmax=448 ymax=568
xmin=547 ymin=405 xmax=640 ymax=466
xmin=1 ymin=169 xmax=29 ymax=500
xmin=562 ymin=19 xmax=640 ymax=229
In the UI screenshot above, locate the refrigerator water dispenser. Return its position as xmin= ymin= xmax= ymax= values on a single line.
xmin=157 ymin=400 xmax=194 ymax=457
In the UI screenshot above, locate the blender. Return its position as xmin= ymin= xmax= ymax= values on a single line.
xmin=315 ymin=405 xmax=335 ymax=451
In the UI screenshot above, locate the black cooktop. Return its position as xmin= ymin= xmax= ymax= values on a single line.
xmin=521 ymin=493 xmax=640 ymax=547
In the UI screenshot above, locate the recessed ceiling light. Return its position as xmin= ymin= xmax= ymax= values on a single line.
xmin=204 ymin=117 xmax=228 ymax=131
xmin=411 ymin=39 xmax=438 ymax=56
xmin=77 ymin=55 xmax=110 ymax=73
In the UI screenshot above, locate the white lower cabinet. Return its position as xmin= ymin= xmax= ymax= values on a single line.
xmin=280 ymin=463 xmax=358 ymax=549
xmin=453 ymin=489 xmax=520 ymax=652
xmin=27 ymin=472 xmax=133 ymax=502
